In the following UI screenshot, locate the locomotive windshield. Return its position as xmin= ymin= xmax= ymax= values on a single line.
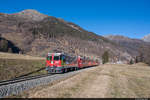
xmin=54 ymin=56 xmax=60 ymax=61
xmin=47 ymin=56 xmax=52 ymax=60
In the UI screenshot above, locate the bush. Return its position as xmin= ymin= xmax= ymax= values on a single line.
xmin=130 ymin=59 xmax=134 ymax=65
xmin=102 ymin=51 xmax=109 ymax=64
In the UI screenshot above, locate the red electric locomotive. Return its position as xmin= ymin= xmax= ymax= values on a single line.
xmin=46 ymin=53 xmax=99 ymax=73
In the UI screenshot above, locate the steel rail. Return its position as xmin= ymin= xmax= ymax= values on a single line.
xmin=0 ymin=73 xmax=54 ymax=86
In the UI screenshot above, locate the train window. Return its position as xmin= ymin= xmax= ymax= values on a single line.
xmin=54 ymin=56 xmax=60 ymax=61
xmin=63 ymin=56 xmax=66 ymax=62
xmin=47 ymin=56 xmax=52 ymax=60
xmin=60 ymin=55 xmax=66 ymax=62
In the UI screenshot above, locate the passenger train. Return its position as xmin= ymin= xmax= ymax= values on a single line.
xmin=46 ymin=53 xmax=99 ymax=73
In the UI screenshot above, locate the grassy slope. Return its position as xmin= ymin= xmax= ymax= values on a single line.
xmin=16 ymin=63 xmax=150 ymax=98
xmin=0 ymin=52 xmax=46 ymax=81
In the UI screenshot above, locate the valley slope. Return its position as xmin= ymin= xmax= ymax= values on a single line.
xmin=0 ymin=9 xmax=133 ymax=63
xmin=105 ymin=35 xmax=150 ymax=65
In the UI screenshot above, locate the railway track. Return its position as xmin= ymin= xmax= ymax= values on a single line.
xmin=0 ymin=73 xmax=54 ymax=86
xmin=0 ymin=69 xmax=80 ymax=98
xmin=0 ymin=73 xmax=58 ymax=98
xmin=0 ymin=66 xmax=96 ymax=98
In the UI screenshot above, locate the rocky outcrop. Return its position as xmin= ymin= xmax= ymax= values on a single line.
xmin=11 ymin=9 xmax=48 ymax=21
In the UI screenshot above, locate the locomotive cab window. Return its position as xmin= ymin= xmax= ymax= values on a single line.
xmin=54 ymin=56 xmax=60 ymax=61
xmin=47 ymin=56 xmax=52 ymax=60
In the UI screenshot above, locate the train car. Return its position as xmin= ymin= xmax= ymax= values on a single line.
xmin=46 ymin=53 xmax=78 ymax=73
xmin=46 ymin=52 xmax=99 ymax=73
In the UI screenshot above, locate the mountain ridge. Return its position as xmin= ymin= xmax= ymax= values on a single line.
xmin=10 ymin=9 xmax=48 ymax=21
xmin=0 ymin=9 xmax=139 ymax=63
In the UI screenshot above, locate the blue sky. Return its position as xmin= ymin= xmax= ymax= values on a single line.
xmin=0 ymin=0 xmax=150 ymax=39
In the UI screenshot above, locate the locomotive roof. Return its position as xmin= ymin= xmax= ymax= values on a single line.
xmin=48 ymin=53 xmax=63 ymax=56
xmin=47 ymin=53 xmax=76 ymax=57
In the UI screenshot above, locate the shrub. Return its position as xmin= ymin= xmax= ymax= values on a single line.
xmin=130 ymin=59 xmax=134 ymax=65
xmin=102 ymin=51 xmax=109 ymax=64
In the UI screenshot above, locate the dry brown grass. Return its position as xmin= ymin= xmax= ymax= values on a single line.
xmin=0 ymin=52 xmax=45 ymax=60
xmin=26 ymin=67 xmax=99 ymax=98
xmin=0 ymin=52 xmax=46 ymax=81
xmin=9 ymin=63 xmax=150 ymax=98
xmin=109 ymin=63 xmax=150 ymax=98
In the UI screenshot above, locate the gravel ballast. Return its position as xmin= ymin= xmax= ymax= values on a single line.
xmin=0 ymin=67 xmax=93 ymax=98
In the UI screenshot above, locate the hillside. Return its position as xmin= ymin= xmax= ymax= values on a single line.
xmin=142 ymin=34 xmax=150 ymax=42
xmin=0 ymin=9 xmax=132 ymax=63
xmin=105 ymin=35 xmax=150 ymax=65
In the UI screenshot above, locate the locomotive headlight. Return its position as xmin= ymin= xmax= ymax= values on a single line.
xmin=51 ymin=61 xmax=53 ymax=64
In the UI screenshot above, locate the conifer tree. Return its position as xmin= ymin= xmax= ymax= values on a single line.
xmin=102 ymin=51 xmax=109 ymax=64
